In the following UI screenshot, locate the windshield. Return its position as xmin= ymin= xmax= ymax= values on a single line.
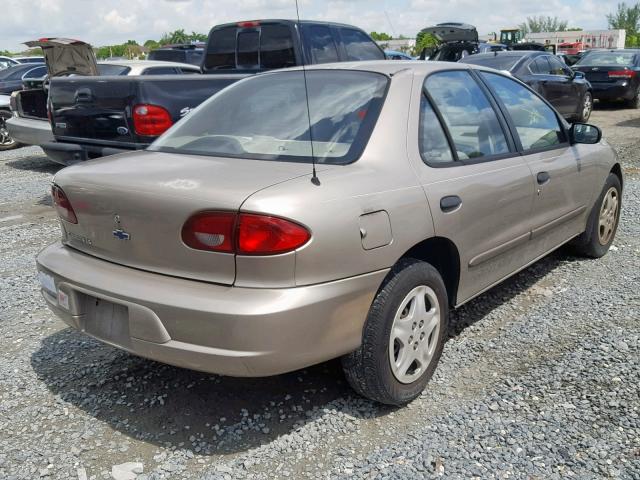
xmin=576 ymin=51 xmax=637 ymax=67
xmin=461 ymin=55 xmax=523 ymax=71
xmin=149 ymin=70 xmax=388 ymax=164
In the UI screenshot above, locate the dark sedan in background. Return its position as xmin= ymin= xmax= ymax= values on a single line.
xmin=0 ymin=63 xmax=47 ymax=95
xmin=460 ymin=51 xmax=593 ymax=122
xmin=572 ymin=49 xmax=640 ymax=108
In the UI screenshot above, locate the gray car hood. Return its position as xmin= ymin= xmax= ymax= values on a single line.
xmin=422 ymin=23 xmax=479 ymax=43
xmin=23 ymin=38 xmax=98 ymax=77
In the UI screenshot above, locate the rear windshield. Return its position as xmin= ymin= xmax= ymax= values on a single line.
xmin=204 ymin=24 xmax=296 ymax=71
xmin=461 ymin=55 xmax=523 ymax=71
xmin=575 ymin=51 xmax=637 ymax=67
xmin=0 ymin=66 xmax=31 ymax=80
xmin=98 ymin=64 xmax=131 ymax=76
xmin=149 ymin=70 xmax=388 ymax=164
xmin=148 ymin=50 xmax=187 ymax=63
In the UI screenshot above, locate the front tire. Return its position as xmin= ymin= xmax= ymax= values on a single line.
xmin=571 ymin=173 xmax=622 ymax=258
xmin=341 ymin=259 xmax=448 ymax=405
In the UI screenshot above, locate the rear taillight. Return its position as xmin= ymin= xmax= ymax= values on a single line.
xmin=51 ymin=185 xmax=77 ymax=224
xmin=608 ymin=70 xmax=636 ymax=79
xmin=182 ymin=212 xmax=311 ymax=255
xmin=132 ymin=104 xmax=173 ymax=136
xmin=9 ymin=93 xmax=17 ymax=113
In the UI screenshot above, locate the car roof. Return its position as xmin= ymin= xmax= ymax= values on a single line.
xmin=99 ymin=60 xmax=199 ymax=68
xmin=287 ymin=60 xmax=480 ymax=76
xmin=211 ymin=19 xmax=372 ymax=30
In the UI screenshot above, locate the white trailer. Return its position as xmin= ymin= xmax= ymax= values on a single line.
xmin=525 ymin=29 xmax=626 ymax=50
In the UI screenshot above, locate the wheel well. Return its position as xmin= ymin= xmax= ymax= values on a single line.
xmin=401 ymin=237 xmax=460 ymax=307
xmin=611 ymin=163 xmax=623 ymax=189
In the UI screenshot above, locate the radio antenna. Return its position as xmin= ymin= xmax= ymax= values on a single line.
xmin=295 ymin=0 xmax=320 ymax=185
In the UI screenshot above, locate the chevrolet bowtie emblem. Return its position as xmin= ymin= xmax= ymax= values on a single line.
xmin=112 ymin=214 xmax=131 ymax=241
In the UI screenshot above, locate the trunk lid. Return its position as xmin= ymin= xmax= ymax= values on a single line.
xmin=421 ymin=23 xmax=478 ymax=44
xmin=49 ymin=76 xmax=135 ymax=143
xmin=572 ymin=65 xmax=628 ymax=84
xmin=53 ymin=150 xmax=315 ymax=285
xmin=24 ymin=38 xmax=98 ymax=77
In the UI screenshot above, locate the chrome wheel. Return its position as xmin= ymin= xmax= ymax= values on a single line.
xmin=0 ymin=116 xmax=16 ymax=148
xmin=598 ymin=187 xmax=618 ymax=245
xmin=389 ymin=285 xmax=441 ymax=384
xmin=582 ymin=93 xmax=593 ymax=121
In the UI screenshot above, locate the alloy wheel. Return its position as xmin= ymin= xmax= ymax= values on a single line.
xmin=388 ymin=285 xmax=441 ymax=384
xmin=582 ymin=93 xmax=592 ymax=121
xmin=0 ymin=116 xmax=16 ymax=148
xmin=598 ymin=187 xmax=619 ymax=245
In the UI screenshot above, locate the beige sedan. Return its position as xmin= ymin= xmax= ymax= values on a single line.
xmin=37 ymin=61 xmax=622 ymax=405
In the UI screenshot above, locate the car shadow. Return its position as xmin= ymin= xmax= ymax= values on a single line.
xmin=30 ymin=249 xmax=585 ymax=455
xmin=5 ymin=153 xmax=63 ymax=174
xmin=616 ymin=117 xmax=640 ymax=128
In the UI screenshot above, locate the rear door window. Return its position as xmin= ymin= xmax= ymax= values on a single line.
xmin=531 ymin=57 xmax=552 ymax=75
xmin=424 ymin=70 xmax=510 ymax=160
xmin=302 ymin=25 xmax=339 ymax=64
xmin=339 ymin=28 xmax=385 ymax=61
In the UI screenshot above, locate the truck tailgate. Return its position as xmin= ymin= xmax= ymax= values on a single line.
xmin=49 ymin=74 xmax=246 ymax=146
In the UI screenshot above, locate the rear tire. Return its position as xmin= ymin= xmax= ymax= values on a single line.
xmin=571 ymin=173 xmax=622 ymax=258
xmin=0 ymin=110 xmax=20 ymax=151
xmin=577 ymin=91 xmax=593 ymax=122
xmin=341 ymin=259 xmax=448 ymax=405
xmin=626 ymin=88 xmax=640 ymax=109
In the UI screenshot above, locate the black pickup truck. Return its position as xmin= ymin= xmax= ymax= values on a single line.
xmin=43 ymin=20 xmax=385 ymax=165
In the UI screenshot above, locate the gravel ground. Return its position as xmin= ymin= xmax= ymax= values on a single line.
xmin=0 ymin=107 xmax=638 ymax=480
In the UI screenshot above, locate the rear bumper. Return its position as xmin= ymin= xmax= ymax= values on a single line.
xmin=5 ymin=116 xmax=53 ymax=146
xmin=41 ymin=140 xmax=133 ymax=165
xmin=590 ymin=82 xmax=636 ymax=101
xmin=36 ymin=243 xmax=386 ymax=376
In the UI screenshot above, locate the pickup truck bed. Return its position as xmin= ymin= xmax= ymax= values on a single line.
xmin=44 ymin=74 xmax=246 ymax=164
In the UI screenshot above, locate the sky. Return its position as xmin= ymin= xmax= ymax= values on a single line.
xmin=1 ymin=0 xmax=621 ymax=52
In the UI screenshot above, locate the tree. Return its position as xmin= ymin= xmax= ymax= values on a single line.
xmin=607 ymin=2 xmax=640 ymax=35
xmin=413 ymin=31 xmax=438 ymax=57
xmin=369 ymin=31 xmax=392 ymax=41
xmin=519 ymin=16 xmax=568 ymax=34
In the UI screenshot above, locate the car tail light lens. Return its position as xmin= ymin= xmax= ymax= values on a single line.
xmin=237 ymin=21 xmax=260 ymax=28
xmin=237 ymin=214 xmax=311 ymax=255
xmin=182 ymin=211 xmax=236 ymax=253
xmin=132 ymin=104 xmax=173 ymax=136
xmin=608 ymin=70 xmax=636 ymax=78
xmin=182 ymin=212 xmax=311 ymax=255
xmin=51 ymin=185 xmax=77 ymax=224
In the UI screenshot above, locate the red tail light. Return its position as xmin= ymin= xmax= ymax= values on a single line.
xmin=237 ymin=21 xmax=260 ymax=28
xmin=608 ymin=70 xmax=636 ymax=78
xmin=51 ymin=185 xmax=77 ymax=224
xmin=132 ymin=104 xmax=173 ymax=136
xmin=182 ymin=212 xmax=311 ymax=255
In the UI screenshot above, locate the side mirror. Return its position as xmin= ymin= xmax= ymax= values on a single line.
xmin=570 ymin=123 xmax=601 ymax=144
xmin=573 ymin=70 xmax=585 ymax=80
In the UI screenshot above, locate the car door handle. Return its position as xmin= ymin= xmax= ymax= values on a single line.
xmin=440 ymin=195 xmax=462 ymax=213
xmin=537 ymin=171 xmax=551 ymax=185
